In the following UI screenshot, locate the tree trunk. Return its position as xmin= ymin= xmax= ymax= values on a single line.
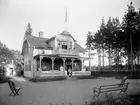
xmin=108 ymin=46 xmax=111 ymax=67
xmin=117 ymin=48 xmax=121 ymax=72
xmin=128 ymin=53 xmax=130 ymax=70
xmin=115 ymin=47 xmax=119 ymax=72
xmin=130 ymin=30 xmax=133 ymax=71
xmin=98 ymin=48 xmax=101 ymax=71
xmin=89 ymin=47 xmax=91 ymax=71
xmin=137 ymin=55 xmax=140 ymax=65
xmin=102 ymin=46 xmax=104 ymax=68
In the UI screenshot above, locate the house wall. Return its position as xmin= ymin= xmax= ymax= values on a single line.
xmin=24 ymin=53 xmax=34 ymax=77
xmin=39 ymin=70 xmax=65 ymax=77
xmin=55 ymin=34 xmax=75 ymax=50
xmin=23 ymin=39 xmax=35 ymax=78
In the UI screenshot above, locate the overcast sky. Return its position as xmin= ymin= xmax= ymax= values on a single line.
xmin=0 ymin=0 xmax=140 ymax=51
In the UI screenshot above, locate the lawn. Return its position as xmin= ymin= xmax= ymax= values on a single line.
xmin=0 ymin=77 xmax=139 ymax=105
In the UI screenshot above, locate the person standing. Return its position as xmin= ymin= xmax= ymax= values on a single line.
xmin=60 ymin=65 xmax=66 ymax=76
xmin=68 ymin=67 xmax=72 ymax=77
xmin=60 ymin=65 xmax=64 ymax=71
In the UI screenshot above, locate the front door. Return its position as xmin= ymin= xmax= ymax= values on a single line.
xmin=66 ymin=64 xmax=72 ymax=76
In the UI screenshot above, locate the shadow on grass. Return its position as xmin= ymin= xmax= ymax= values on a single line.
xmin=27 ymin=75 xmax=97 ymax=82
xmin=75 ymin=75 xmax=97 ymax=79
xmin=29 ymin=76 xmax=67 ymax=82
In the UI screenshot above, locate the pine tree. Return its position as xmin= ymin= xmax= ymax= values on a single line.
xmin=25 ymin=23 xmax=32 ymax=36
xmin=86 ymin=32 xmax=93 ymax=71
xmin=122 ymin=2 xmax=138 ymax=71
xmin=99 ymin=17 xmax=106 ymax=68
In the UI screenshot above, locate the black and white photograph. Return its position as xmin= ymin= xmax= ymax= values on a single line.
xmin=0 ymin=0 xmax=140 ymax=105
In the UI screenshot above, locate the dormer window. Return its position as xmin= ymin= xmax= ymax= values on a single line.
xmin=62 ymin=45 xmax=67 ymax=49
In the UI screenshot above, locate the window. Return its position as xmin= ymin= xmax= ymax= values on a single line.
xmin=62 ymin=45 xmax=67 ymax=49
xmin=42 ymin=50 xmax=45 ymax=54
xmin=25 ymin=61 xmax=28 ymax=71
xmin=37 ymin=60 xmax=40 ymax=71
xmin=28 ymin=60 xmax=31 ymax=71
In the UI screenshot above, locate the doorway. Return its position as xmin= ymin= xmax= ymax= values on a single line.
xmin=66 ymin=65 xmax=72 ymax=71
xmin=66 ymin=64 xmax=72 ymax=76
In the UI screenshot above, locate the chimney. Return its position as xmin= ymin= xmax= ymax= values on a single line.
xmin=39 ymin=31 xmax=43 ymax=37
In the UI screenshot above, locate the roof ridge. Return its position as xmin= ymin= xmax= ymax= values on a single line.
xmin=26 ymin=35 xmax=49 ymax=40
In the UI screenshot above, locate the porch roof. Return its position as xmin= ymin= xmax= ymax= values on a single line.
xmin=34 ymin=54 xmax=80 ymax=59
xmin=34 ymin=54 xmax=59 ymax=59
xmin=34 ymin=54 xmax=91 ymax=60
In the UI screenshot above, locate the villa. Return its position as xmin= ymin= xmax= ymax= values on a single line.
xmin=21 ymin=30 xmax=90 ymax=78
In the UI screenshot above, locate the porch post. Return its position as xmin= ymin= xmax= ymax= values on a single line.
xmin=62 ymin=58 xmax=66 ymax=70
xmin=33 ymin=59 xmax=36 ymax=78
xmin=51 ymin=57 xmax=55 ymax=70
xmin=39 ymin=56 xmax=43 ymax=71
xmin=81 ymin=59 xmax=84 ymax=71
xmin=71 ymin=59 xmax=75 ymax=70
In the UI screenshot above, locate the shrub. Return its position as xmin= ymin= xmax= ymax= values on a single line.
xmin=89 ymin=93 xmax=140 ymax=105
xmin=0 ymin=66 xmax=6 ymax=81
xmin=91 ymin=71 xmax=140 ymax=79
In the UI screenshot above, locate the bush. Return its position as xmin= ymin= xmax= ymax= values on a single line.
xmin=16 ymin=70 xmax=24 ymax=76
xmin=89 ymin=93 xmax=140 ymax=105
xmin=91 ymin=71 xmax=140 ymax=79
xmin=0 ymin=66 xmax=6 ymax=81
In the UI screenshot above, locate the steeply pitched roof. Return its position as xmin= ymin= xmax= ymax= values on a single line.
xmin=74 ymin=43 xmax=86 ymax=52
xmin=25 ymin=35 xmax=85 ymax=52
xmin=47 ymin=30 xmax=75 ymax=43
xmin=26 ymin=35 xmax=53 ymax=49
xmin=60 ymin=30 xmax=76 ymax=41
xmin=60 ymin=30 xmax=71 ymax=35
xmin=46 ymin=36 xmax=56 ymax=42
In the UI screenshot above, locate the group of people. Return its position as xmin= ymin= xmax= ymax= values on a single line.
xmin=60 ymin=65 xmax=72 ymax=77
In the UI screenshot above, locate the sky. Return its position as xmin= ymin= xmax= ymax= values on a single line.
xmin=0 ymin=0 xmax=140 ymax=52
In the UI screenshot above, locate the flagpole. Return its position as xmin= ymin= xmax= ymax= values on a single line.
xmin=64 ymin=6 xmax=67 ymax=30
xmin=64 ymin=7 xmax=67 ymax=24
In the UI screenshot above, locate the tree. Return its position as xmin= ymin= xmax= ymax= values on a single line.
xmin=25 ymin=23 xmax=32 ymax=36
xmin=0 ymin=42 xmax=14 ymax=78
xmin=12 ymin=50 xmax=24 ymax=75
xmin=122 ymin=2 xmax=139 ymax=71
xmin=93 ymin=31 xmax=102 ymax=70
xmin=99 ymin=17 xmax=106 ymax=68
xmin=108 ymin=17 xmax=122 ymax=71
xmin=105 ymin=17 xmax=114 ymax=67
xmin=0 ymin=42 xmax=14 ymax=66
xmin=86 ymin=2 xmax=140 ymax=72
xmin=86 ymin=32 xmax=94 ymax=71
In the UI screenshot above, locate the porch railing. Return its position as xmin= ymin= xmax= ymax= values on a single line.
xmin=55 ymin=49 xmax=79 ymax=55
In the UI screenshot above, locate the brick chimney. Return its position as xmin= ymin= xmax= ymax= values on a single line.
xmin=39 ymin=31 xmax=43 ymax=37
